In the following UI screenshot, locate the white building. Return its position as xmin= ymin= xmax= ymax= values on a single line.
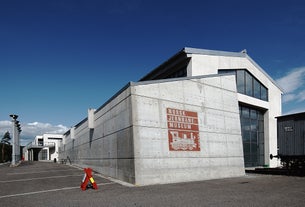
xmin=24 ymin=134 xmax=63 ymax=161
xmin=59 ymin=47 xmax=283 ymax=186
xmin=140 ymin=48 xmax=283 ymax=168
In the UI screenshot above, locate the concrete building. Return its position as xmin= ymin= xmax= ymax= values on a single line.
xmin=140 ymin=48 xmax=283 ymax=168
xmin=59 ymin=47 xmax=283 ymax=185
xmin=24 ymin=134 xmax=63 ymax=161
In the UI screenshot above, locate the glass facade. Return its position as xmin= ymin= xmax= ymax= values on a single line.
xmin=39 ymin=149 xmax=48 ymax=160
xmin=239 ymin=69 xmax=268 ymax=101
xmin=218 ymin=69 xmax=267 ymax=167
xmin=240 ymin=106 xmax=265 ymax=167
xmin=219 ymin=69 xmax=268 ymax=101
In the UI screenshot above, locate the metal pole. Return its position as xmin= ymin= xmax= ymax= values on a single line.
xmin=15 ymin=125 xmax=19 ymax=162
xmin=10 ymin=114 xmax=18 ymax=166
xmin=16 ymin=123 xmax=20 ymax=162
xmin=11 ymin=119 xmax=16 ymax=165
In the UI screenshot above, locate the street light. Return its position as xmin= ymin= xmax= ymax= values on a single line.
xmin=9 ymin=114 xmax=20 ymax=166
xmin=10 ymin=114 xmax=18 ymax=120
xmin=15 ymin=121 xmax=21 ymax=162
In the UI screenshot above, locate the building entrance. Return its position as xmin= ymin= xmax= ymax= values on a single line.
xmin=239 ymin=105 xmax=265 ymax=167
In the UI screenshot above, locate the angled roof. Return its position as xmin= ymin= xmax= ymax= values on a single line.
xmin=140 ymin=47 xmax=283 ymax=92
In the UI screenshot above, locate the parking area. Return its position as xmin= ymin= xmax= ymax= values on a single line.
xmin=1 ymin=161 xmax=305 ymax=207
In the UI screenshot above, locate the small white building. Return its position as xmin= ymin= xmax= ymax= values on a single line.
xmin=24 ymin=134 xmax=63 ymax=161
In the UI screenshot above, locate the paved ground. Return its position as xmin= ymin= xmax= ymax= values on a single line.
xmin=0 ymin=161 xmax=305 ymax=207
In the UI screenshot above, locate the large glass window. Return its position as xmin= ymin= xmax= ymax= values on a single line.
xmin=219 ymin=69 xmax=268 ymax=101
xmin=39 ymin=149 xmax=48 ymax=160
xmin=240 ymin=105 xmax=265 ymax=167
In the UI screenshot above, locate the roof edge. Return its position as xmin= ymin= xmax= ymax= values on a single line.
xmin=133 ymin=73 xmax=235 ymax=87
xmin=244 ymin=54 xmax=284 ymax=92
xmin=183 ymin=47 xmax=247 ymax=58
xmin=184 ymin=47 xmax=283 ymax=92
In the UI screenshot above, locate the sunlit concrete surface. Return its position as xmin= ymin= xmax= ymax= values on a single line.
xmin=1 ymin=162 xmax=305 ymax=207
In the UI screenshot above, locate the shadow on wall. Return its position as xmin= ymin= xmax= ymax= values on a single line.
xmin=89 ymin=128 xmax=94 ymax=148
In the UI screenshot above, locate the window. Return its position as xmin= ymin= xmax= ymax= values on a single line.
xmin=38 ymin=138 xmax=43 ymax=146
xmin=245 ymin=72 xmax=253 ymax=96
xmin=261 ymin=85 xmax=268 ymax=101
xmin=239 ymin=105 xmax=265 ymax=167
xmin=236 ymin=70 xmax=245 ymax=94
xmin=253 ymin=78 xmax=260 ymax=99
xmin=219 ymin=69 xmax=268 ymax=101
xmin=41 ymin=149 xmax=48 ymax=160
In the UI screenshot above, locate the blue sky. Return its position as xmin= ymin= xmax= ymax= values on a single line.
xmin=1 ymin=0 xmax=305 ymax=145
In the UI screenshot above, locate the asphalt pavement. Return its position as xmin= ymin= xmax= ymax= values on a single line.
xmin=0 ymin=161 xmax=305 ymax=207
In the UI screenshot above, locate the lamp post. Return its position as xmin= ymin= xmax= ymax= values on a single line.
xmin=9 ymin=114 xmax=18 ymax=166
xmin=15 ymin=121 xmax=21 ymax=162
xmin=18 ymin=128 xmax=22 ymax=160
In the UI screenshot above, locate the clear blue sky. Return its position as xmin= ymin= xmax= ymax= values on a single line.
xmin=1 ymin=0 xmax=305 ymax=144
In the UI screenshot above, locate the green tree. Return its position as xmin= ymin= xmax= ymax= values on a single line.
xmin=1 ymin=131 xmax=11 ymax=162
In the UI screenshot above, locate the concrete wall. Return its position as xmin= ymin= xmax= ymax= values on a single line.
xmin=59 ymin=86 xmax=135 ymax=184
xmin=60 ymin=74 xmax=245 ymax=186
xmin=131 ymin=74 xmax=244 ymax=185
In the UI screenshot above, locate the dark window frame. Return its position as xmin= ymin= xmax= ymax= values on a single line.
xmin=218 ymin=69 xmax=268 ymax=101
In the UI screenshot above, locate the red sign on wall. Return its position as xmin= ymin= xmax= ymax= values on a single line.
xmin=167 ymin=108 xmax=200 ymax=151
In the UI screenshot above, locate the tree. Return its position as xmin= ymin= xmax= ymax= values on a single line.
xmin=1 ymin=131 xmax=11 ymax=162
